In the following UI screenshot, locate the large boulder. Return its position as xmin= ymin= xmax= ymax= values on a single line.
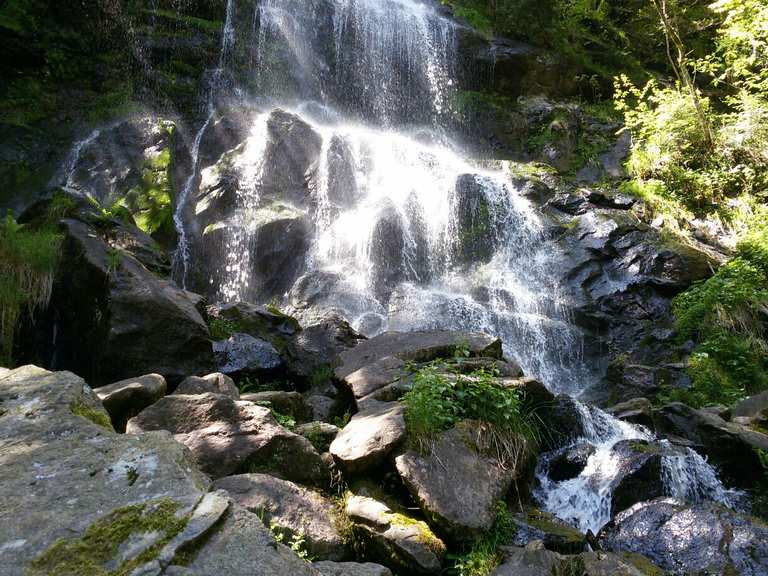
xmin=731 ymin=390 xmax=768 ymax=429
xmin=174 ymin=372 xmax=239 ymax=399
xmin=94 ymin=373 xmax=167 ymax=431
xmin=313 ymin=561 xmax=392 ymax=576
xmin=335 ymin=330 xmax=502 ymax=404
xmin=510 ymin=508 xmax=587 ymax=554
xmin=175 ymin=501 xmax=319 ymax=576
xmin=213 ymin=473 xmax=347 ymax=561
xmin=49 ymin=219 xmax=214 ymax=387
xmin=599 ymin=497 xmax=768 ymax=576
xmin=213 ymin=333 xmax=283 ymax=378
xmin=653 ymin=402 xmax=768 ymax=487
xmin=285 ymin=314 xmax=366 ymax=380
xmin=0 ymin=366 xmax=212 ymax=575
xmin=241 ymin=391 xmax=313 ymax=423
xmin=126 ymin=393 xmax=328 ymax=485
xmin=345 ymin=494 xmax=445 ymax=574
xmin=395 ymin=422 xmax=531 ymax=545
xmin=330 ymin=402 xmax=406 ymax=475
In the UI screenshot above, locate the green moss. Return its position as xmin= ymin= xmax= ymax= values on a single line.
xmin=143 ymin=9 xmax=224 ymax=34
xmin=208 ymin=317 xmax=241 ymax=340
xmin=387 ymin=512 xmax=446 ymax=555
xmin=27 ymin=498 xmax=187 ymax=576
xmin=619 ymin=552 xmax=667 ymax=576
xmin=524 ymin=509 xmax=583 ymax=543
xmin=70 ymin=401 xmax=114 ymax=431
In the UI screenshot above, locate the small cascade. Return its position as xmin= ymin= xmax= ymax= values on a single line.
xmin=535 ymin=400 xmax=741 ymax=534
xmin=172 ymin=0 xmax=237 ymax=288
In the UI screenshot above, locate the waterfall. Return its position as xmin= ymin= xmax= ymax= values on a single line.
xmin=534 ymin=401 xmax=741 ymax=534
xmin=172 ymin=0 xmax=238 ymax=288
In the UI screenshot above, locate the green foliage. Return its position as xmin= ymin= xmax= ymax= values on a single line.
xmin=27 ymin=499 xmax=187 ymax=576
xmin=269 ymin=523 xmax=312 ymax=561
xmin=309 ymin=365 xmax=335 ymax=388
xmin=271 ymin=410 xmax=297 ymax=431
xmin=208 ymin=317 xmax=240 ymax=340
xmin=0 ymin=213 xmax=62 ymax=365
xmin=669 ymin=224 xmax=768 ymax=407
xmin=451 ymin=502 xmax=516 ymax=576
xmin=402 ymin=362 xmax=540 ymax=469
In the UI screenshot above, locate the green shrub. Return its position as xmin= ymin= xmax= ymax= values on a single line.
xmin=208 ymin=317 xmax=240 ymax=340
xmin=670 ymin=227 xmax=768 ymax=406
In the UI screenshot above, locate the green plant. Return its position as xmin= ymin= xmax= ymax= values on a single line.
xmin=106 ymin=248 xmax=123 ymax=274
xmin=271 ymin=410 xmax=297 ymax=431
xmin=208 ymin=317 xmax=239 ymax=340
xmin=333 ymin=411 xmax=351 ymax=429
xmin=269 ymin=523 xmax=312 ymax=561
xmin=237 ymin=377 xmax=270 ymax=394
xmin=309 ymin=364 xmax=334 ymax=387
xmin=451 ymin=502 xmax=516 ymax=576
xmin=402 ymin=362 xmax=540 ymax=469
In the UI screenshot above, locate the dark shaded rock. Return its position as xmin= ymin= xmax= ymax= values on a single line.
xmin=492 ymin=543 xmax=563 ymax=576
xmin=541 ymin=395 xmax=586 ymax=449
xmin=510 ymin=508 xmax=587 ymax=554
xmin=606 ymin=398 xmax=654 ymax=429
xmin=49 ymin=219 xmax=214 ymax=387
xmin=453 ymin=174 xmax=496 ymax=264
xmin=261 ymin=109 xmax=323 ymax=206
xmin=599 ymin=497 xmax=768 ymax=576
xmin=0 ymin=366 xmax=209 ymax=575
xmin=547 ymin=442 xmax=596 ymax=482
xmin=174 ymin=372 xmax=239 ymax=399
xmin=587 ymin=189 xmax=635 ymax=210
xmin=653 ymin=402 xmax=768 ymax=487
xmin=395 ymin=422 xmax=532 ymax=546
xmin=345 ymin=494 xmax=445 ymax=575
xmin=325 ymin=135 xmax=360 ymax=210
xmin=241 ymin=391 xmax=313 ymax=423
xmin=609 ymin=440 xmax=665 ymax=517
xmin=213 ymin=333 xmax=283 ymax=378
xmin=296 ymin=422 xmax=340 ymax=453
xmin=313 ymin=561 xmax=393 ymax=576
xmin=370 ymin=202 xmax=406 ymax=302
xmin=126 ymin=393 xmax=328 ymax=485
xmin=215 ymin=301 xmax=301 ymax=342
xmin=213 ymin=473 xmax=346 ymax=561
xmin=94 ymin=373 xmax=167 ymax=432
xmin=330 ymin=402 xmax=406 ymax=475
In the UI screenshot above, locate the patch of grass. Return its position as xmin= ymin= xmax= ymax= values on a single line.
xmin=402 ymin=362 xmax=540 ymax=469
xmin=309 ymin=365 xmax=334 ymax=388
xmin=26 ymin=498 xmax=187 ymax=576
xmin=0 ymin=213 xmax=62 ymax=365
xmin=208 ymin=317 xmax=241 ymax=340
xmin=450 ymin=502 xmax=515 ymax=576
xmin=70 ymin=401 xmax=114 ymax=431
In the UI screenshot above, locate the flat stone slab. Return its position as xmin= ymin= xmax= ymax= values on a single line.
xmin=330 ymin=402 xmax=406 ymax=475
xmin=0 ymin=365 xmax=209 ymax=575
xmin=313 ymin=561 xmax=393 ymax=576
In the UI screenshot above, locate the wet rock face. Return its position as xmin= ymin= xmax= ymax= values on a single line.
xmin=261 ymin=109 xmax=323 ymax=206
xmin=453 ymin=174 xmax=497 ymax=265
xmin=370 ymin=202 xmax=407 ymax=302
xmin=50 ymin=219 xmax=215 ymax=387
xmin=598 ymin=498 xmax=768 ymax=576
xmin=652 ymin=402 xmax=768 ymax=488
xmin=546 ymin=442 xmax=596 ymax=482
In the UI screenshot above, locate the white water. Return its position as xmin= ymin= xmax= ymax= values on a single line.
xmin=534 ymin=401 xmax=741 ymax=534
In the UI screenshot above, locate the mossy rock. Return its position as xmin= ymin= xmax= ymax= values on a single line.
xmin=511 ymin=508 xmax=587 ymax=554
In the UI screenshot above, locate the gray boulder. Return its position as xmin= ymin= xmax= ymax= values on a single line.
xmin=94 ymin=373 xmax=167 ymax=431
xmin=509 ymin=508 xmax=587 ymax=554
xmin=213 ymin=473 xmax=346 ymax=561
xmin=599 ymin=497 xmax=768 ymax=575
xmin=213 ymin=333 xmax=283 ymax=377
xmin=296 ymin=422 xmax=341 ymax=453
xmin=126 ymin=393 xmax=328 ymax=485
xmin=50 ymin=219 xmax=214 ymax=386
xmin=345 ymin=494 xmax=445 ymax=574
xmin=313 ymin=561 xmax=392 ymax=576
xmin=395 ymin=422 xmax=531 ymax=545
xmin=330 ymin=402 xmax=406 ymax=475
xmin=731 ymin=390 xmax=768 ymax=429
xmin=335 ymin=330 xmax=502 ymax=403
xmin=0 ymin=365 xmax=210 ymax=575
xmin=606 ymin=398 xmax=654 ymax=429
xmin=241 ymin=391 xmax=313 ymax=423
xmin=174 ymin=372 xmax=239 ymax=399
xmin=176 ymin=502 xmax=319 ymax=575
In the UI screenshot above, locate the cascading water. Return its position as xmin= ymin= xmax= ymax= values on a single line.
xmin=51 ymin=0 xmax=746 ymax=541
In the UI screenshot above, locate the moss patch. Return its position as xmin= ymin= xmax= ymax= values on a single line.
xmin=524 ymin=509 xmax=583 ymax=543
xmin=70 ymin=401 xmax=114 ymax=431
xmin=26 ymin=498 xmax=188 ymax=576
xmin=387 ymin=512 xmax=446 ymax=555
